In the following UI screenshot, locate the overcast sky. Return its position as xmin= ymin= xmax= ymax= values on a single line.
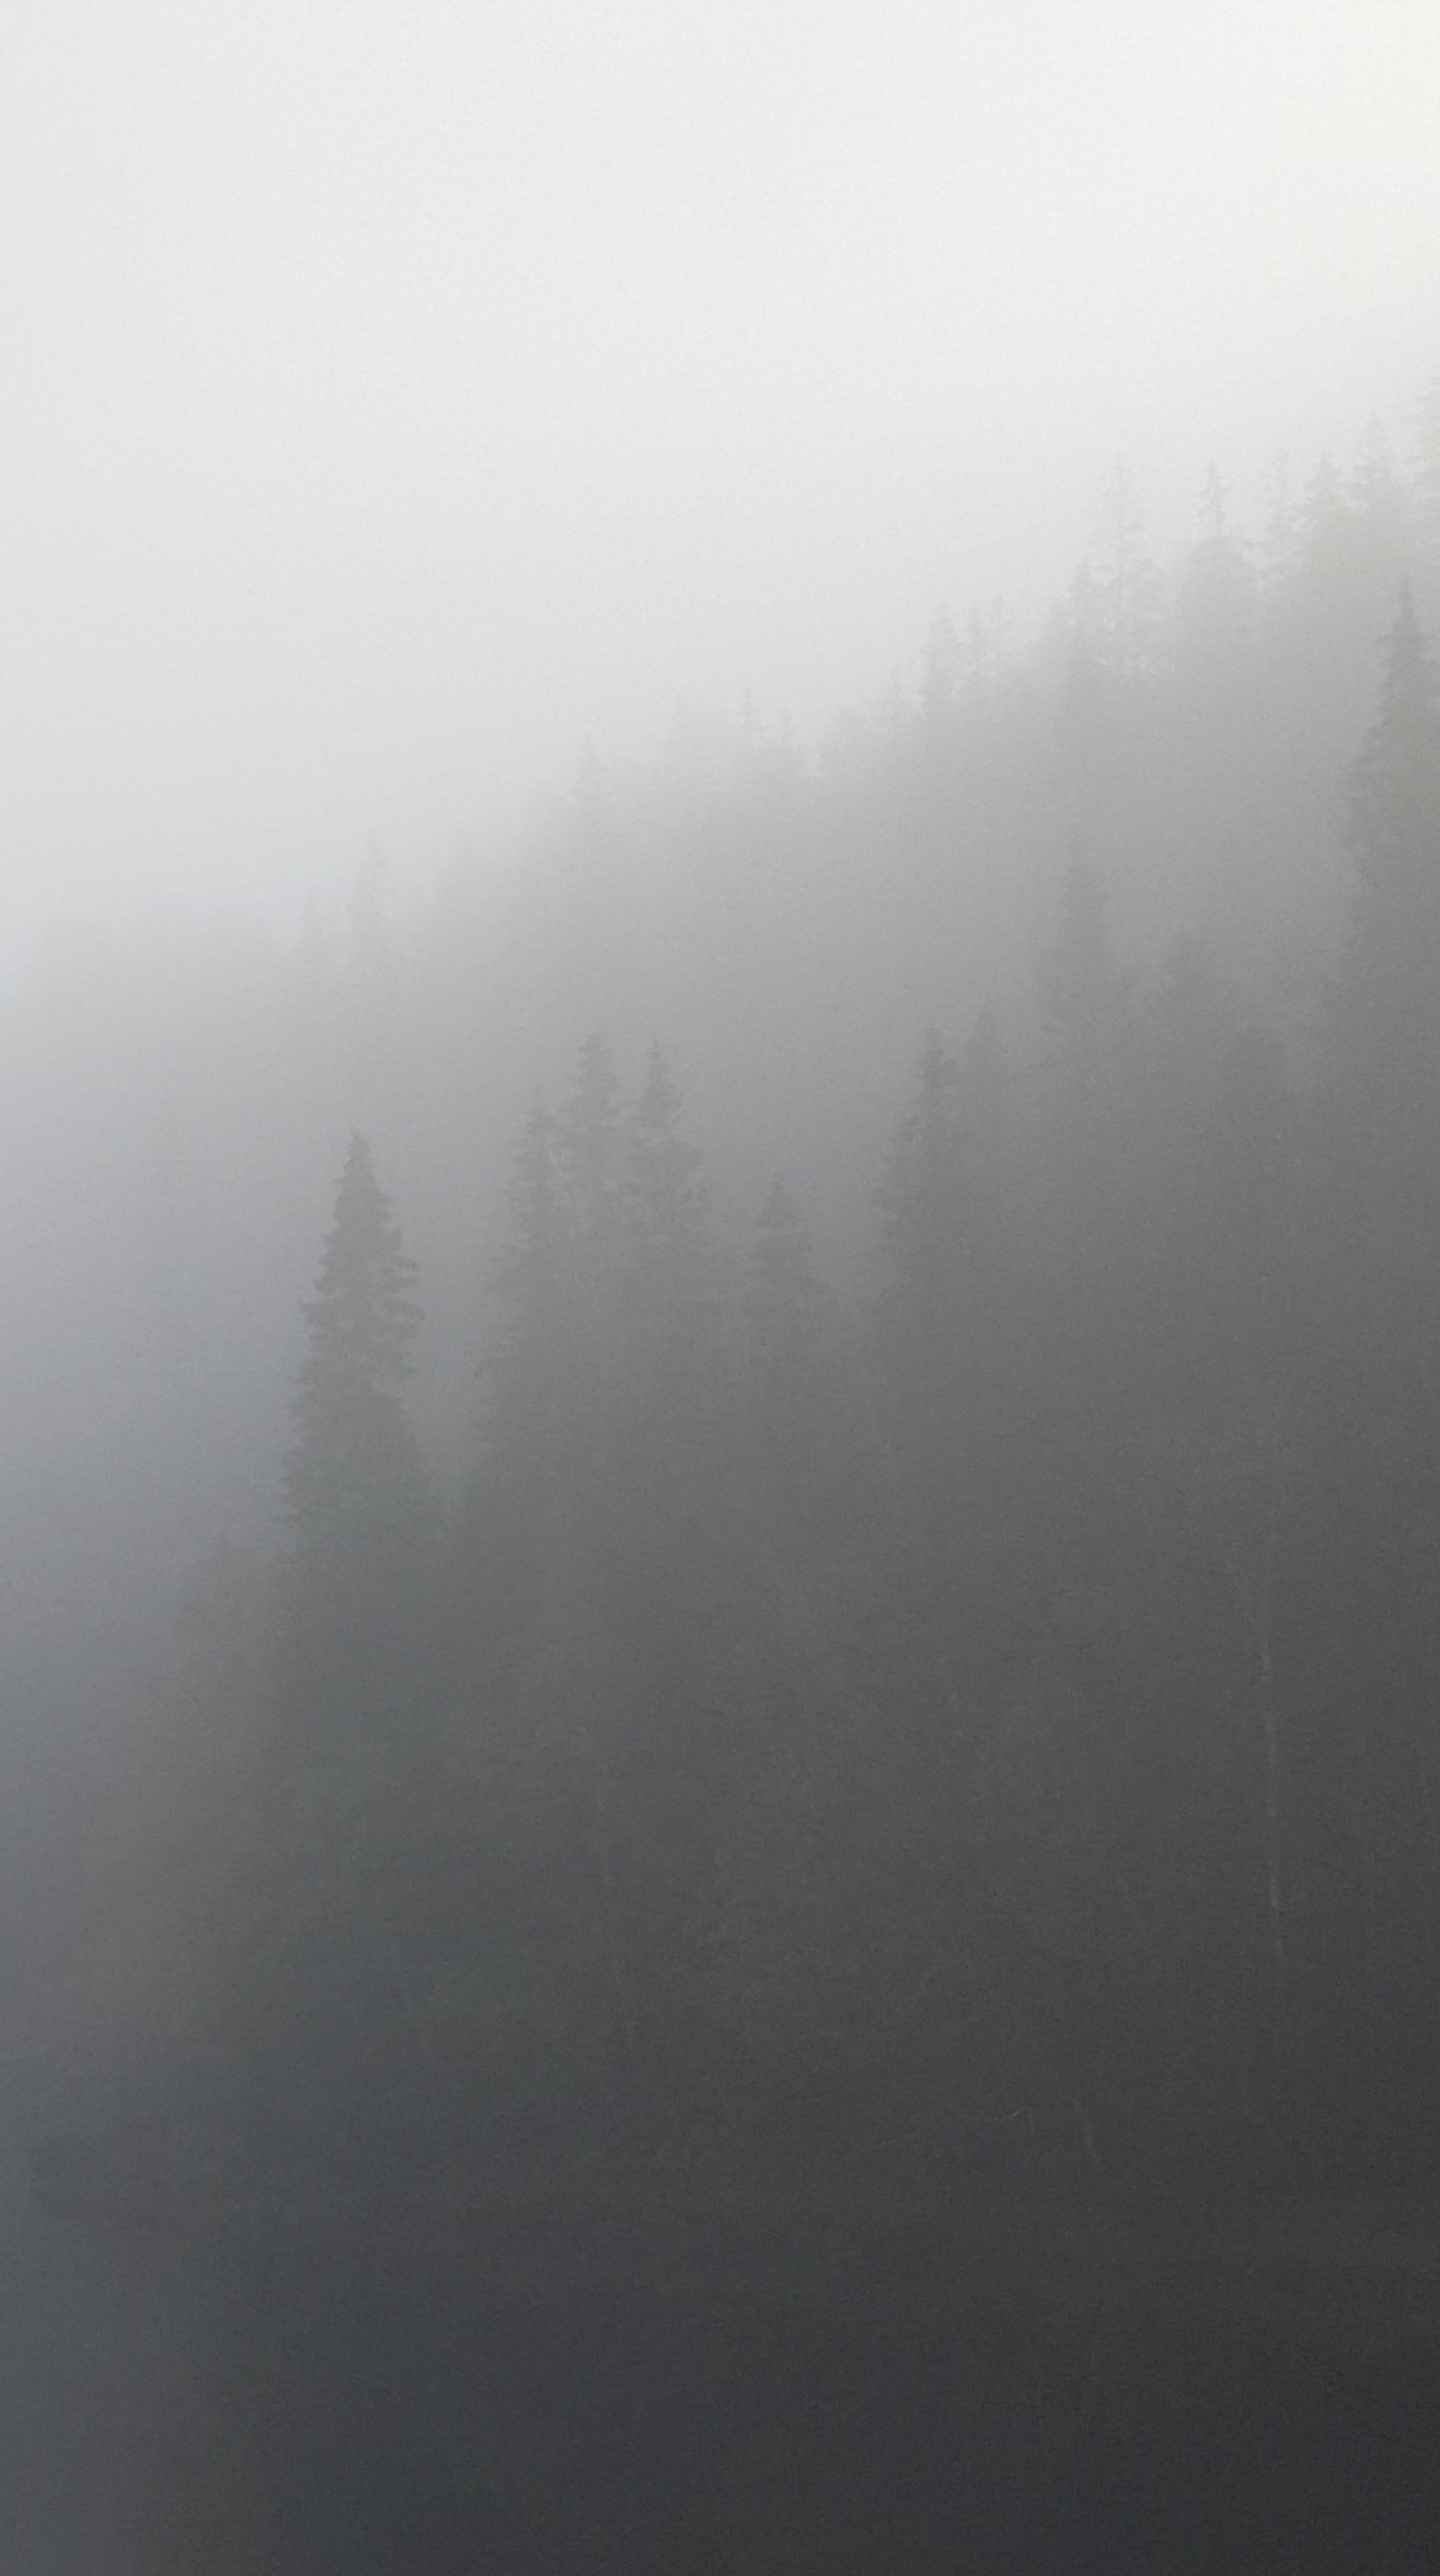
xmin=1 ymin=0 xmax=1437 ymax=945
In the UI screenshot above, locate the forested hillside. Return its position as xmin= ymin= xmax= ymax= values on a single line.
xmin=13 ymin=401 xmax=1440 ymax=2568
xmin=167 ymin=565 xmax=1440 ymax=2204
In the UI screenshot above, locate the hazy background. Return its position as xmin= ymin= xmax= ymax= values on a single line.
xmin=4 ymin=12 xmax=1440 ymax=2563
xmin=2 ymin=0 xmax=1438 ymax=954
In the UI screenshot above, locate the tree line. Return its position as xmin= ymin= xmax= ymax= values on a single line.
xmin=135 ymin=582 xmax=1440 ymax=2230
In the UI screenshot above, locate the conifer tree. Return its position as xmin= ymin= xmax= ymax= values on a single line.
xmin=490 ymin=1092 xmax=569 ymax=1432
xmin=286 ymin=1136 xmax=425 ymax=1565
xmin=1413 ymin=373 xmax=1440 ymax=561
xmin=621 ymin=1044 xmax=713 ymax=1364
xmin=878 ymin=1016 xmax=1014 ymax=1394
xmin=558 ymin=1033 xmax=625 ymax=1270
xmin=1173 ymin=468 xmax=1256 ymax=691
xmin=1084 ymin=458 xmax=1163 ymax=678
xmin=279 ymin=1135 xmax=430 ymax=1764
xmin=1346 ymin=584 xmax=1440 ymax=921
xmin=1329 ymin=590 xmax=1440 ymax=1277
xmin=878 ymin=1028 xmax=964 ymax=1336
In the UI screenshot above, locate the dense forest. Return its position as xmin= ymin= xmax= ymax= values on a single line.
xmin=13 ymin=398 xmax=1440 ymax=2567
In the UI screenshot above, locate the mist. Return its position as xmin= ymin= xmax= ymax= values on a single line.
xmin=4 ymin=4 xmax=1440 ymax=2570
xmin=3 ymin=0 xmax=1438 ymax=941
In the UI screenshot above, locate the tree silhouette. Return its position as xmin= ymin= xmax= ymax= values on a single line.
xmin=278 ymin=1135 xmax=431 ymax=1773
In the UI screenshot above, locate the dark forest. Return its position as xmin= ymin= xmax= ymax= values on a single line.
xmin=12 ymin=406 xmax=1440 ymax=2570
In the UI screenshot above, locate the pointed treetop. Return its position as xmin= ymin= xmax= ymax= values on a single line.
xmin=284 ymin=1136 xmax=427 ymax=1568
xmin=1084 ymin=458 xmax=1162 ymax=676
xmin=302 ymin=1134 xmax=421 ymax=1398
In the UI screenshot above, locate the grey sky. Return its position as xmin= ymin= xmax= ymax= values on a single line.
xmin=2 ymin=0 xmax=1437 ymax=941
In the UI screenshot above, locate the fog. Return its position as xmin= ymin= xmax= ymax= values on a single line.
xmin=3 ymin=0 xmax=1438 ymax=939
xmin=5 ymin=5 xmax=1440 ymax=2570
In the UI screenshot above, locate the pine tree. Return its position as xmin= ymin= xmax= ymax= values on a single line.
xmin=1084 ymin=458 xmax=1163 ymax=678
xmin=878 ymin=1028 xmax=964 ymax=1336
xmin=490 ymin=1092 xmax=570 ymax=1432
xmin=279 ymin=1136 xmax=431 ymax=1764
xmin=1329 ymin=589 xmax=1440 ymax=1247
xmin=1413 ymin=374 xmax=1440 ymax=563
xmin=1173 ymin=468 xmax=1256 ymax=691
xmin=1346 ymin=584 xmax=1440 ymax=920
xmin=878 ymin=1017 xmax=1013 ymax=1368
xmin=248 ymin=1145 xmax=449 ymax=2239
xmin=621 ymin=1044 xmax=713 ymax=1365
xmin=286 ymin=1136 xmax=425 ymax=1566
xmin=558 ymin=1032 xmax=625 ymax=1262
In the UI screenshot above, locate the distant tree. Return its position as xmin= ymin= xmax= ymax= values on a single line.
xmin=1275 ymin=446 xmax=1406 ymax=669
xmin=877 ymin=1027 xmax=964 ymax=1341
xmin=1413 ymin=374 xmax=1440 ymax=562
xmin=489 ymin=1091 xmax=569 ymax=1432
xmin=875 ymin=1012 xmax=1019 ymax=1498
xmin=1349 ymin=417 xmax=1408 ymax=558
xmin=558 ymin=1032 xmax=625 ymax=1253
xmin=1326 ymin=589 xmax=1440 ymax=1306
xmin=621 ymin=1043 xmax=714 ymax=1371
xmin=1082 ymin=458 xmax=1163 ymax=678
xmin=1172 ymin=468 xmax=1256 ymax=691
xmin=1346 ymin=585 xmax=1440 ymax=922
xmin=287 ymin=1137 xmax=424 ymax=1558
xmin=277 ymin=1135 xmax=431 ymax=1771
xmin=1259 ymin=450 xmax=1300 ymax=592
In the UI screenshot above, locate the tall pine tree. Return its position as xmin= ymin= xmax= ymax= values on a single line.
xmin=278 ymin=1135 xmax=431 ymax=1770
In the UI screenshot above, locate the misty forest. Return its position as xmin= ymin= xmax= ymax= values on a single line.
xmin=14 ymin=401 xmax=1440 ymax=2568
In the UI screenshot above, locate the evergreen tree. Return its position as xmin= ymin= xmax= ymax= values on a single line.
xmin=287 ymin=1137 xmax=425 ymax=1559
xmin=1346 ymin=584 xmax=1440 ymax=921
xmin=489 ymin=1091 xmax=569 ymax=1432
xmin=279 ymin=1135 xmax=431 ymax=1766
xmin=1084 ymin=458 xmax=1163 ymax=678
xmin=558 ymin=1032 xmax=625 ymax=1270
xmin=877 ymin=1027 xmax=964 ymax=1342
xmin=1328 ymin=590 xmax=1440 ymax=1320
xmin=1349 ymin=417 xmax=1408 ymax=561
xmin=1413 ymin=372 xmax=1440 ymax=564
xmin=1172 ymin=468 xmax=1256 ymax=691
xmin=621 ymin=1043 xmax=713 ymax=1367
xmin=1258 ymin=448 xmax=1299 ymax=592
